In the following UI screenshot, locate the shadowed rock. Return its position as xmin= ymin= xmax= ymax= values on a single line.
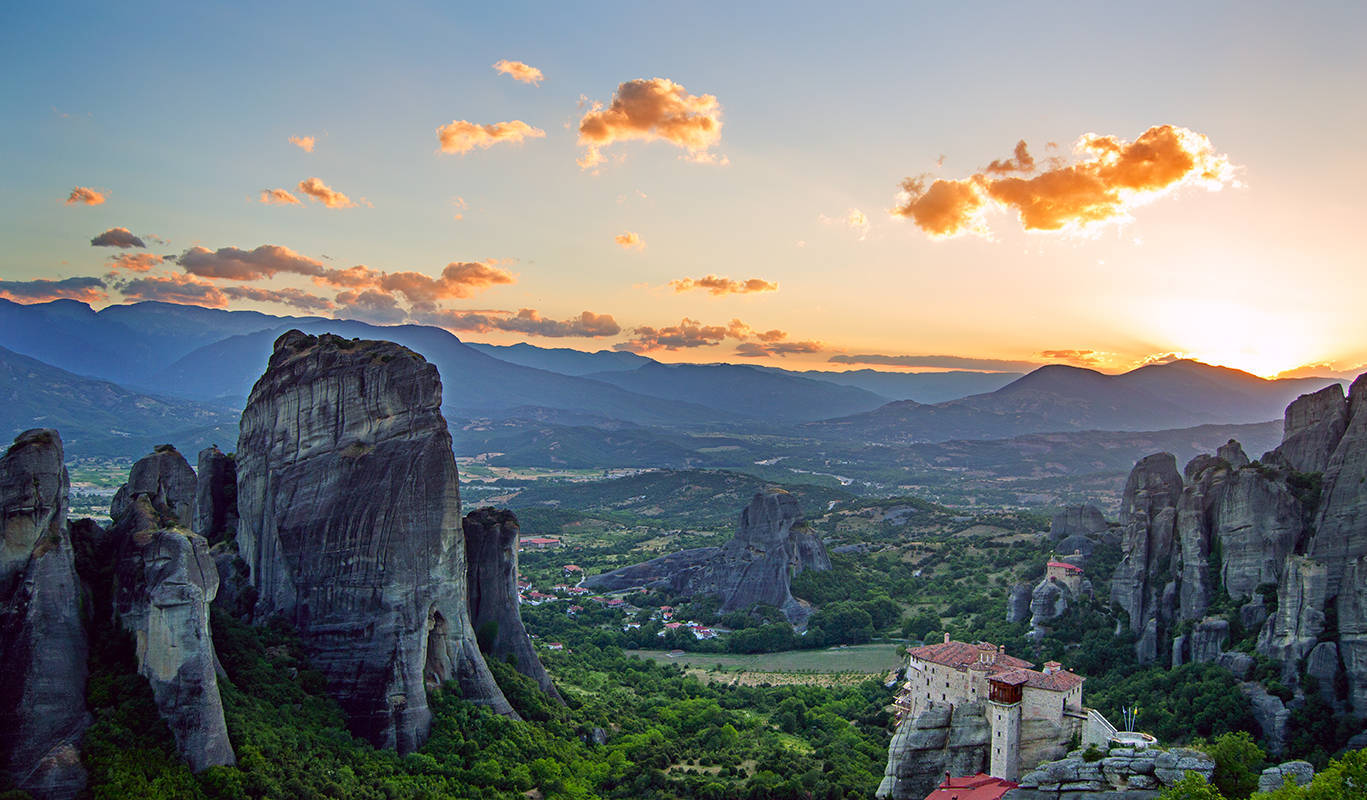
xmin=464 ymin=508 xmax=562 ymax=702
xmin=1048 ymin=504 xmax=1107 ymax=542
xmin=1110 ymin=453 xmax=1183 ymax=662
xmin=194 ymin=446 xmax=237 ymax=545
xmin=584 ymin=491 xmax=830 ymax=624
xmin=1269 ymin=383 xmax=1348 ymax=474
xmin=235 ymin=331 xmax=512 ymax=752
xmin=107 ymin=446 xmax=234 ymax=771
xmin=0 ymin=429 xmax=90 ymax=799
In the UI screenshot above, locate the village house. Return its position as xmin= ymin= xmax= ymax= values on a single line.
xmin=519 ymin=536 xmax=562 ymax=550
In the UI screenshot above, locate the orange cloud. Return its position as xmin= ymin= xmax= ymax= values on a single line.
xmin=614 ymin=316 xmax=790 ymax=352
xmin=0 ymin=277 xmax=107 ymax=304
xmin=1039 ymin=349 xmax=1103 ymax=367
xmin=90 ymin=227 xmax=145 ymax=248
xmin=614 ymin=232 xmax=645 ymax=250
xmin=289 ymin=135 xmax=316 ymax=152
xmin=416 ymin=308 xmax=620 ymax=338
xmin=668 ymin=275 xmax=778 ymax=296
xmin=892 ymin=125 xmax=1236 ymax=237
xmin=333 ymin=289 xmax=407 ymax=324
xmin=734 ymin=340 xmax=824 ymax=358
xmin=222 ymin=285 xmax=334 ymax=312
xmin=107 ymin=253 xmax=164 ymax=272
xmin=65 ymin=187 xmax=106 ymax=206
xmin=577 ymin=78 xmax=723 ymax=169
xmin=314 ymin=260 xmax=515 ymax=305
xmin=828 ymin=353 xmax=1039 ymax=372
xmin=437 ymin=120 xmax=545 ymax=155
xmin=179 ymin=245 xmax=327 ymax=281
xmin=297 ymin=177 xmax=356 ymax=208
xmin=109 ymin=273 xmax=227 ymax=307
xmin=493 ymin=59 xmax=544 ymax=85
xmin=260 ymin=188 xmax=302 ymax=205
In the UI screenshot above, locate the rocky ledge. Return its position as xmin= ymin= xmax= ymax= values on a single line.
xmin=1008 ymin=746 xmax=1215 ymax=799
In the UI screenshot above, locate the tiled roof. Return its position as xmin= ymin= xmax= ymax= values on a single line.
xmin=907 ymin=640 xmax=1034 ymax=671
xmin=925 ymin=773 xmax=1017 ymax=800
xmin=1047 ymin=561 xmax=1082 ymax=572
xmin=990 ymin=667 xmax=1085 ymax=692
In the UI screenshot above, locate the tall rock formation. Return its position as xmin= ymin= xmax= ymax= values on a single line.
xmin=1109 ymin=453 xmax=1183 ymax=662
xmin=463 ymin=507 xmax=562 ymax=702
xmin=1049 ymin=504 xmax=1108 ymax=542
xmin=234 ymin=331 xmax=512 ymax=752
xmin=584 ymin=491 xmax=831 ymax=623
xmin=875 ymin=702 xmax=988 ymax=800
xmin=106 ymin=446 xmax=235 ymax=771
xmin=0 ymin=430 xmax=89 ymax=800
xmin=194 ymin=445 xmax=237 ymax=545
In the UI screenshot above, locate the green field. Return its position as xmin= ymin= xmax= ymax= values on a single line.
xmin=626 ymin=643 xmax=902 ymax=674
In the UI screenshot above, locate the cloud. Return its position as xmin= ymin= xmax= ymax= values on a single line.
xmin=614 ymin=232 xmax=645 ymax=250
xmin=493 ymin=59 xmax=544 ymax=85
xmin=332 ymin=289 xmax=408 ymax=324
xmin=109 ymin=273 xmax=227 ymax=307
xmin=577 ymin=78 xmax=723 ymax=169
xmin=106 ymin=253 xmax=164 ymax=272
xmin=221 ymin=285 xmax=334 ymax=312
xmin=65 ymin=187 xmax=106 ymax=206
xmin=315 ymin=260 xmax=515 ymax=306
xmin=734 ymin=340 xmax=824 ymax=358
xmin=892 ymin=125 xmax=1236 ymax=237
xmin=613 ymin=316 xmax=789 ymax=353
xmin=178 ymin=244 xmax=327 ymax=281
xmin=828 ymin=353 xmax=1039 ymax=372
xmin=417 ymin=308 xmax=620 ymax=338
xmin=90 ymin=227 xmax=146 ymax=248
xmin=289 ymin=135 xmax=315 ymax=152
xmin=983 ymin=140 xmax=1036 ymax=175
xmin=668 ymin=275 xmax=778 ymax=296
xmin=437 ymin=120 xmax=545 ymax=155
xmin=1275 ymin=362 xmax=1367 ymax=381
xmin=0 ymin=276 xmax=107 ymax=304
xmin=1038 ymin=349 xmax=1103 ymax=367
xmin=260 ymin=188 xmax=302 ymax=205
xmin=297 ymin=177 xmax=356 ymax=208
xmin=820 ymin=208 xmax=870 ymax=240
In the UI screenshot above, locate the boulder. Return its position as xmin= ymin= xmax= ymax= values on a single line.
xmin=1240 ymin=682 xmax=1289 ymax=756
xmin=234 ymin=331 xmax=512 ymax=752
xmin=0 ymin=430 xmax=90 ymax=799
xmin=1258 ymin=760 xmax=1315 ymax=793
xmin=463 ymin=508 xmax=561 ymax=702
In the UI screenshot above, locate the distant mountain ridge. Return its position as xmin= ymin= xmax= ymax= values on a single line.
xmin=813 ymin=360 xmax=1345 ymax=443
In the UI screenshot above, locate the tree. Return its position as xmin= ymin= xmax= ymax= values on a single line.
xmin=1200 ymin=731 xmax=1264 ymax=799
xmin=1158 ymin=772 xmax=1226 ymax=800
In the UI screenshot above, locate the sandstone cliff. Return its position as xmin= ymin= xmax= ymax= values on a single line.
xmin=194 ymin=445 xmax=237 ymax=545
xmin=107 ymin=446 xmax=235 ymax=771
xmin=464 ymin=507 xmax=562 ymax=702
xmin=0 ymin=430 xmax=90 ymax=800
xmin=234 ymin=331 xmax=512 ymax=752
xmin=875 ymin=702 xmax=988 ymax=800
xmin=584 ymin=491 xmax=831 ymax=623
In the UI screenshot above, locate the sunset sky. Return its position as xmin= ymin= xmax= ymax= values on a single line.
xmin=2 ymin=2 xmax=1364 ymax=378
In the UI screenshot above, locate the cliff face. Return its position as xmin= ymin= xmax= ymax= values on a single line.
xmin=875 ymin=702 xmax=988 ymax=800
xmin=1107 ymin=373 xmax=1367 ymax=712
xmin=584 ymin=491 xmax=831 ymax=624
xmin=0 ymin=430 xmax=90 ymax=800
xmin=194 ymin=445 xmax=237 ymax=545
xmin=235 ymin=331 xmax=512 ymax=752
xmin=107 ymin=446 xmax=235 ymax=771
xmin=463 ymin=507 xmax=561 ymax=702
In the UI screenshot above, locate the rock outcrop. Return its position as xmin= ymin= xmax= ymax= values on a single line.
xmin=584 ymin=491 xmax=831 ymax=624
xmin=1049 ymin=505 xmax=1108 ymax=542
xmin=234 ymin=331 xmax=512 ymax=752
xmin=1008 ymin=746 xmax=1215 ymax=799
xmin=0 ymin=430 xmax=90 ymax=800
xmin=1007 ymin=583 xmax=1033 ymax=623
xmin=463 ymin=507 xmax=561 ymax=702
xmin=1258 ymin=760 xmax=1314 ymax=793
xmin=194 ymin=446 xmax=237 ymax=545
xmin=1268 ymin=384 xmax=1348 ymax=474
xmin=107 ymin=446 xmax=235 ymax=771
xmin=1109 ymin=453 xmax=1183 ymax=662
xmin=875 ymin=702 xmax=988 ymax=800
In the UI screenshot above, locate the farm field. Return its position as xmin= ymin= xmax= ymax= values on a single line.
xmin=626 ymin=643 xmax=902 ymax=675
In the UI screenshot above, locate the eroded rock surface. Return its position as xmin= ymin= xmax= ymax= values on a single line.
xmin=464 ymin=507 xmax=561 ymax=702
xmin=1010 ymin=746 xmax=1214 ymax=799
xmin=1049 ymin=505 xmax=1107 ymax=542
xmin=875 ymin=702 xmax=988 ymax=800
xmin=0 ymin=429 xmax=90 ymax=799
xmin=585 ymin=491 xmax=831 ymax=624
xmin=235 ymin=331 xmax=512 ymax=752
xmin=194 ymin=446 xmax=237 ymax=545
xmin=108 ymin=446 xmax=234 ymax=771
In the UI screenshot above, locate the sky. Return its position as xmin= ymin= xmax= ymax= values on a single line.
xmin=2 ymin=1 xmax=1365 ymax=379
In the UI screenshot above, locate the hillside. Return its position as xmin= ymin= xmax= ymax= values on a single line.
xmin=466 ymin=341 xmax=653 ymax=375
xmin=0 ymin=344 xmax=237 ymax=457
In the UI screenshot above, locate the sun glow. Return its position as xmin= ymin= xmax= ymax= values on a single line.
xmin=1143 ymin=300 xmax=1324 ymax=378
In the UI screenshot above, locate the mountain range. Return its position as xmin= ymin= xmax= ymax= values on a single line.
xmin=0 ymin=298 xmax=1350 ymax=462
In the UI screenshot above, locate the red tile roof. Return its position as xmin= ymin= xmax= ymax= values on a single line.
xmin=908 ymin=640 xmax=1034 ymax=672
xmin=925 ymin=773 xmax=1017 ymax=800
xmin=991 ymin=667 xmax=1085 ymax=692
